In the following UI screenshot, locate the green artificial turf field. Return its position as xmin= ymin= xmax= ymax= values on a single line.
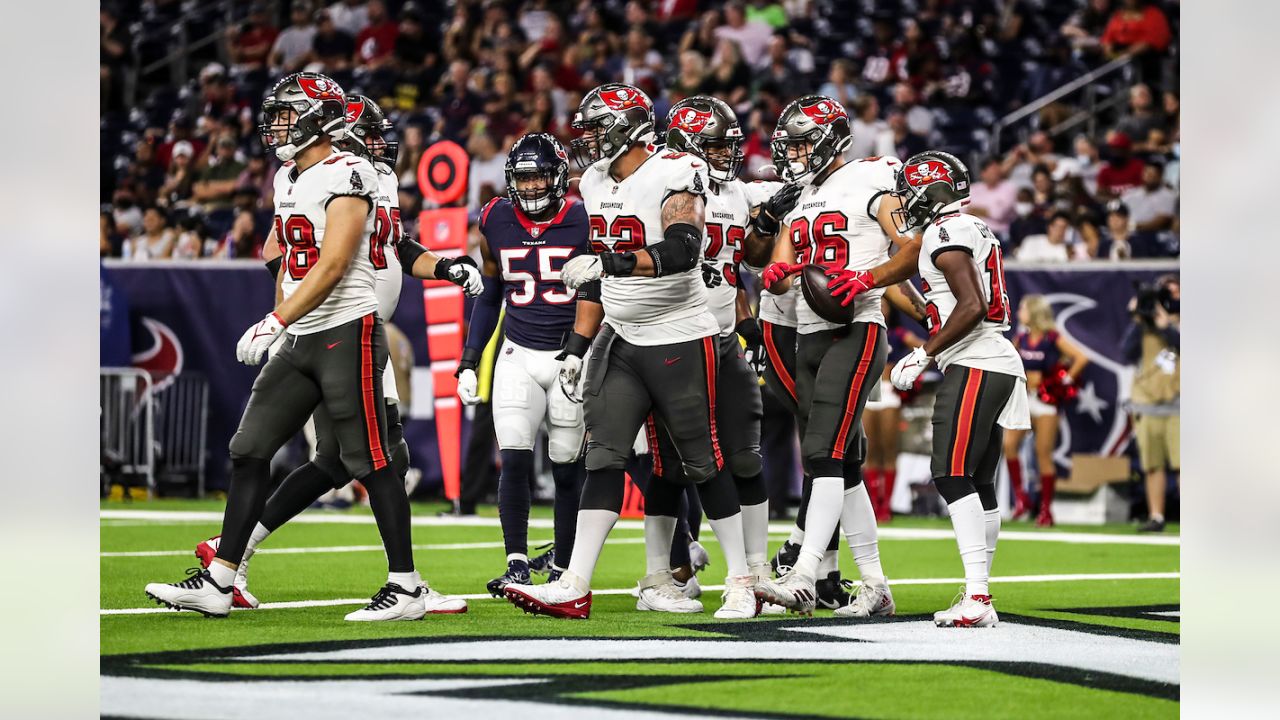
xmin=101 ymin=500 xmax=1179 ymax=719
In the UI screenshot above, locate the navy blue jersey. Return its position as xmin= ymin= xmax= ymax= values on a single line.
xmin=477 ymin=197 xmax=589 ymax=351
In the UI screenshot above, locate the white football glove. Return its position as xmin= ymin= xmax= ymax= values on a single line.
xmin=560 ymin=255 xmax=603 ymax=290
xmin=446 ymin=261 xmax=484 ymax=297
xmin=558 ymin=353 xmax=584 ymax=403
xmin=456 ymin=368 xmax=480 ymax=405
xmin=236 ymin=312 xmax=286 ymax=366
xmin=890 ymin=346 xmax=932 ymax=391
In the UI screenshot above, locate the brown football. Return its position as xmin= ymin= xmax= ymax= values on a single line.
xmin=799 ymin=264 xmax=855 ymax=324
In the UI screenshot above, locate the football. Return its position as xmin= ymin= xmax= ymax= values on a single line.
xmin=799 ymin=264 xmax=855 ymax=324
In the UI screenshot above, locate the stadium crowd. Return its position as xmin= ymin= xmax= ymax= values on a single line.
xmin=101 ymin=0 xmax=1179 ymax=262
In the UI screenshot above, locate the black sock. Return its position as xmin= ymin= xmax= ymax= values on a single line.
xmin=934 ymin=475 xmax=978 ymax=505
xmin=735 ymin=472 xmax=769 ymax=506
xmin=645 ymin=475 xmax=688 ymax=568
xmin=259 ymin=462 xmax=335 ymax=532
xmin=975 ymin=482 xmax=998 ymax=512
xmin=695 ymin=471 xmax=741 ymax=521
xmin=796 ymin=474 xmax=813 ymax=532
xmin=580 ymin=468 xmax=625 ymax=511
xmin=498 ymin=449 xmax=535 ymax=557
xmin=550 ymin=460 xmax=582 ymax=567
xmin=363 ymin=465 xmax=414 ymax=572
xmin=216 ymin=457 xmax=272 ymax=564
xmin=685 ymin=485 xmax=703 ymax=541
xmin=386 ymin=402 xmax=410 ymax=481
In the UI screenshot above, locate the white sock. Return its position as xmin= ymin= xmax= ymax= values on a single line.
xmin=388 ymin=570 xmax=421 ymax=590
xmin=207 ymin=562 xmax=236 ymax=589
xmin=841 ymin=483 xmax=885 ymax=583
xmin=741 ymin=500 xmax=770 ymax=568
xmin=566 ymin=508 xmax=618 ymax=586
xmin=818 ymin=548 xmax=838 ymax=577
xmin=983 ymin=508 xmax=1001 ymax=575
xmin=787 ymin=525 xmax=805 ymax=545
xmin=946 ymin=494 xmax=989 ymax=596
xmin=793 ymin=476 xmax=842 ymax=580
xmin=506 ymin=553 xmax=529 ymax=564
xmin=643 ymin=514 xmax=678 ymax=575
xmin=245 ymin=522 xmax=270 ymax=558
xmin=707 ymin=512 xmax=749 ymax=577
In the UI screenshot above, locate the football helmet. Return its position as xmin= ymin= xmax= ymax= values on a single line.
xmin=341 ymin=94 xmax=398 ymax=169
xmin=569 ymin=83 xmax=655 ymax=168
xmin=891 ymin=151 xmax=971 ymax=233
xmin=258 ymin=72 xmax=348 ymax=162
xmin=770 ymin=95 xmax=853 ymax=186
xmin=665 ymin=95 xmax=744 ymax=184
xmin=505 ymin=132 xmax=570 ymax=215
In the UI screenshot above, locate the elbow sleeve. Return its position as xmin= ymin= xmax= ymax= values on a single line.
xmin=264 ymin=256 xmax=283 ymax=280
xmin=577 ymin=280 xmax=602 ymax=303
xmin=648 ymin=222 xmax=702 ymax=277
xmin=397 ymin=237 xmax=428 ymax=273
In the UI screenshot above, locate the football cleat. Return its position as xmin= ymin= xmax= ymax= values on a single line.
xmin=749 ymin=562 xmax=786 ymax=615
xmin=195 ymin=535 xmax=258 ymax=608
xmin=934 ymin=589 xmax=998 ymax=628
xmin=144 ymin=568 xmax=233 ymax=617
xmin=755 ymin=572 xmax=817 ymax=615
xmin=675 ymin=575 xmax=702 ymax=599
xmin=834 ymin=579 xmax=896 ymax=618
xmin=636 ymin=571 xmax=704 ymax=613
xmin=486 ymin=559 xmax=532 ymax=598
xmin=715 ymin=574 xmax=760 ymax=619
xmin=689 ymin=540 xmax=710 ymax=573
xmin=420 ymin=584 xmax=468 ymax=614
xmin=529 ymin=544 xmax=556 ymax=575
xmin=344 ymin=582 xmax=426 ymax=622
xmin=815 ymin=571 xmax=851 ymax=610
xmin=771 ymin=540 xmax=801 ymax=577
xmin=505 ymin=577 xmax=592 ymax=620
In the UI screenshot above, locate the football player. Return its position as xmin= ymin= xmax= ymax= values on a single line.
xmin=503 ymin=83 xmax=756 ymax=619
xmin=146 ymin=75 xmax=476 ymax=621
xmin=753 ymin=95 xmax=904 ymax=617
xmin=455 ymin=133 xmax=596 ymax=597
xmin=188 ymin=94 xmax=483 ymax=613
xmin=876 ymin=151 xmax=1031 ymax=627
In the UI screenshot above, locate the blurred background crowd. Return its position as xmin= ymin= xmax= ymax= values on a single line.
xmin=101 ymin=0 xmax=1179 ymax=262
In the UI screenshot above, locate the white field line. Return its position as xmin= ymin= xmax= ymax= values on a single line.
xmin=100 ymin=510 xmax=1180 ymax=547
xmin=101 ymin=571 xmax=1179 ymax=616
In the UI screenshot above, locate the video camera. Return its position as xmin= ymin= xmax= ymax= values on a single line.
xmin=1132 ymin=278 xmax=1179 ymax=325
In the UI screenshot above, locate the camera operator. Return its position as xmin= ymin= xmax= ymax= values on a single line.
xmin=1123 ymin=275 xmax=1180 ymax=532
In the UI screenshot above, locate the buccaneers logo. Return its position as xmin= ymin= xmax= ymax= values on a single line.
xmin=299 ymin=76 xmax=343 ymax=101
xmin=344 ymin=98 xmax=364 ymax=125
xmin=798 ymin=99 xmax=847 ymax=125
xmin=906 ymin=160 xmax=954 ymax=187
xmin=599 ymin=87 xmax=650 ymax=111
xmin=672 ymin=107 xmax=712 ymax=133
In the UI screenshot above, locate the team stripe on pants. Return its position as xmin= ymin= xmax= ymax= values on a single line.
xmin=762 ymin=321 xmax=796 ymax=404
xmin=644 ymin=414 xmax=663 ymax=477
xmin=831 ymin=324 xmax=880 ymax=461
xmin=701 ymin=336 xmax=724 ymax=470
xmin=360 ymin=314 xmax=389 ymax=471
xmin=947 ymin=367 xmax=986 ymax=477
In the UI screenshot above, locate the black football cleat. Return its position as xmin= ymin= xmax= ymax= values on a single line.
xmin=771 ymin=540 xmax=801 ymax=577
xmin=529 ymin=543 xmax=556 ymax=576
xmin=487 ymin=559 xmax=532 ymax=597
xmin=546 ymin=567 xmax=563 ymax=583
xmin=816 ymin=571 xmax=852 ymax=610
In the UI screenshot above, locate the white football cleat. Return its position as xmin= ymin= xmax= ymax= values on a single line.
xmin=194 ymin=535 xmax=259 ymax=609
xmin=834 ymin=579 xmax=896 ymax=618
xmin=675 ymin=575 xmax=702 ymax=599
xmin=689 ymin=540 xmax=710 ymax=573
xmin=421 ymin=584 xmax=468 ymax=614
xmin=754 ymin=572 xmax=817 ymax=615
xmin=636 ymin=571 xmax=704 ymax=613
xmin=715 ymin=574 xmax=760 ymax=619
xmin=934 ymin=589 xmax=998 ymax=628
xmin=749 ymin=562 xmax=786 ymax=615
xmin=145 ymin=568 xmax=233 ymax=617
xmin=505 ymin=574 xmax=592 ymax=619
xmin=344 ymin=582 xmax=427 ymax=622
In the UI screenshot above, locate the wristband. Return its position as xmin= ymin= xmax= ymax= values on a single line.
xmin=455 ymin=346 xmax=482 ymax=376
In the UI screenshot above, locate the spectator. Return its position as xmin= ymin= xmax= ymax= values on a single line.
xmin=1061 ymin=0 xmax=1114 ymax=61
xmin=123 ymin=207 xmax=176 ymax=261
xmin=968 ymin=159 xmax=1019 ymax=239
xmin=1116 ymin=84 xmax=1166 ymax=146
xmin=746 ymin=0 xmax=789 ymax=29
xmin=467 ymin=133 xmax=506 ymax=212
xmin=1007 ymin=187 xmax=1047 ymax=251
xmin=705 ymin=39 xmax=751 ymax=109
xmin=755 ymin=35 xmax=806 ymax=95
xmin=100 ymin=211 xmax=124 ymax=258
xmin=355 ymin=0 xmax=398 ymax=68
xmin=670 ymin=50 xmax=710 ymax=101
xmin=882 ymin=108 xmax=927 ymax=161
xmin=890 ymin=82 xmax=934 ymax=138
xmin=172 ymin=214 xmax=208 ymax=260
xmin=1098 ymin=200 xmax=1135 ymax=259
xmin=680 ymin=8 xmax=724 ymax=58
xmin=226 ymin=3 xmax=278 ymax=73
xmin=271 ymin=3 xmax=317 ymax=73
xmin=1055 ymin=134 xmax=1102 ymax=197
xmin=1096 ymin=132 xmax=1145 ymax=198
xmin=313 ymin=11 xmax=356 ymax=74
xmin=111 ymin=188 xmax=145 ymax=238
xmin=156 ymin=114 xmax=206 ymax=171
xmin=1122 ymin=275 xmax=1180 ymax=532
xmin=100 ymin=5 xmax=131 ymax=113
xmin=437 ymin=59 xmax=483 ymax=142
xmin=187 ymin=64 xmax=247 ymax=123
xmin=1003 ymin=131 xmax=1060 ymax=189
xmin=1121 ymin=162 xmax=1177 ymax=232
xmin=1015 ymin=211 xmax=1080 ymax=262
xmin=847 ymin=95 xmax=886 ymax=160
xmin=715 ymin=1 xmax=773 ymax=67
xmin=818 ymin=59 xmax=858 ymax=111
xmin=1102 ymin=0 xmax=1172 ymax=59
xmin=192 ymin=137 xmax=246 ymax=212
xmin=619 ymin=28 xmax=664 ymax=91
xmin=158 ymin=141 xmax=197 ymax=208
xmin=328 ymin=0 xmax=370 ymax=37
xmin=518 ymin=0 xmax=556 ymax=44
xmin=1030 ymin=164 xmax=1055 ymax=210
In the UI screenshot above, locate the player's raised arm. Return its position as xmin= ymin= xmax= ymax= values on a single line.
xmin=743 ymin=183 xmax=801 ymax=269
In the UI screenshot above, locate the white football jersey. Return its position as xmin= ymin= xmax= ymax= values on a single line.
xmin=372 ymin=169 xmax=403 ymax=320
xmin=782 ymin=156 xmax=901 ymax=333
xmin=703 ymin=178 xmax=782 ymax=335
xmin=579 ymin=147 xmax=719 ymax=345
xmin=758 ymin=283 xmax=799 ymax=327
xmin=919 ymin=212 xmax=1024 ymax=377
xmin=272 ymin=150 xmax=380 ymax=335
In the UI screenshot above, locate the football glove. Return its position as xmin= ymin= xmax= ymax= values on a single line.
xmin=890 ymin=347 xmax=932 ymax=391
xmin=456 ymin=368 xmax=480 ymax=405
xmin=555 ymin=332 xmax=592 ymax=403
xmin=701 ymin=262 xmax=724 ymax=289
xmin=236 ymin=312 xmax=286 ymax=366
xmin=826 ymin=269 xmax=875 ymax=307
xmin=753 ymin=183 xmax=802 ymax=236
xmin=560 ymin=255 xmax=603 ymax=290
xmin=736 ymin=318 xmax=766 ymax=378
xmin=762 ymin=262 xmax=803 ymax=291
xmin=435 ymin=256 xmax=484 ymax=297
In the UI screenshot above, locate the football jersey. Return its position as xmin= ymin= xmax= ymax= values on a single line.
xmin=372 ymin=169 xmax=403 ymax=321
xmin=703 ymin=178 xmax=782 ymax=335
xmin=758 ymin=283 xmax=799 ymax=327
xmin=272 ymin=151 xmax=380 ymax=335
xmin=579 ymin=148 xmax=719 ymax=346
xmin=918 ymin=212 xmax=1024 ymax=377
xmin=478 ymin=197 xmax=591 ymax=351
xmin=782 ymin=156 xmax=900 ymax=334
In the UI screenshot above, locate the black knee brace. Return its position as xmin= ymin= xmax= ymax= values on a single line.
xmin=933 ymin=475 xmax=977 ymax=505
xmin=975 ymin=481 xmax=998 ymax=512
xmin=696 ymin=471 xmax=741 ymax=520
xmin=579 ymin=468 xmax=625 ymax=512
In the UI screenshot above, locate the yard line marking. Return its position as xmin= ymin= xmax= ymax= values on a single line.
xmin=100 ymin=510 xmax=1180 ymax=546
xmin=102 ymin=537 xmax=645 ymax=558
xmin=101 ymin=571 xmax=1179 ymax=615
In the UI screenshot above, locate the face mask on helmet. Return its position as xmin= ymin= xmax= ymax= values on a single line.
xmin=771 ymin=131 xmax=827 ymax=186
xmin=509 ymin=169 xmax=558 ymax=214
xmin=258 ymin=78 xmax=347 ymax=162
xmin=570 ymin=115 xmax=621 ymax=168
xmin=343 ymin=127 xmax=399 ymax=168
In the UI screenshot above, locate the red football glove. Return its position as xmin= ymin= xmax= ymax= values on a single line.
xmin=762 ymin=262 xmax=804 ymax=291
xmin=826 ymin=269 xmax=875 ymax=307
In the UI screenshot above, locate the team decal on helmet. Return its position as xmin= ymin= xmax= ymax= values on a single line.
xmin=906 ymin=160 xmax=955 ymax=188
xmin=664 ymin=96 xmax=744 ymax=184
xmin=798 ymin=98 xmax=847 ymax=125
xmin=672 ymin=106 xmax=714 ymax=133
xmin=258 ymin=72 xmax=349 ymax=162
xmin=569 ymin=83 xmax=656 ymax=168
xmin=598 ymin=86 xmax=651 ymax=111
xmin=297 ymin=75 xmax=343 ymax=102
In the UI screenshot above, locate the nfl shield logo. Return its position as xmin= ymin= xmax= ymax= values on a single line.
xmin=530 ymin=227 xmax=541 ymax=237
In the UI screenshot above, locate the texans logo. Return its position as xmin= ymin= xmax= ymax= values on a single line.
xmin=299 ymin=76 xmax=342 ymax=101
xmin=599 ymin=86 xmax=650 ymax=111
xmin=798 ymin=99 xmax=847 ymax=125
xmin=553 ymin=143 xmax=568 ymax=162
xmin=672 ymin=107 xmax=712 ymax=133
xmin=132 ymin=317 xmax=184 ymax=392
xmin=344 ymin=98 xmax=364 ymax=124
xmin=906 ymin=160 xmax=954 ymax=188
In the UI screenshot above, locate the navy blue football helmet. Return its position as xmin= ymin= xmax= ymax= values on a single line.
xmin=505 ymin=133 xmax=570 ymax=215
